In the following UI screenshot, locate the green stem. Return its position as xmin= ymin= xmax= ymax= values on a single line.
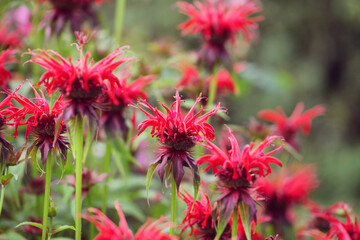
xmin=232 ymin=205 xmax=238 ymax=240
xmin=74 ymin=115 xmax=84 ymax=240
xmin=48 ymin=217 xmax=53 ymax=240
xmin=170 ymin=177 xmax=177 ymax=236
xmin=114 ymin=0 xmax=126 ymax=44
xmin=0 ymin=184 xmax=5 ymax=216
xmin=42 ymin=154 xmax=53 ymax=240
xmin=207 ymin=65 xmax=218 ymax=107
xmin=102 ymin=143 xmax=112 ymax=213
xmin=87 ymin=193 xmax=95 ymax=240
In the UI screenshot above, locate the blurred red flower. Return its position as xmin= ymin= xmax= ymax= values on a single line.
xmin=27 ymin=45 xmax=134 ymax=122
xmin=135 ymin=91 xmax=224 ymax=190
xmin=177 ymin=0 xmax=263 ymax=70
xmin=0 ymin=49 xmax=16 ymax=89
xmin=303 ymin=202 xmax=360 ymax=240
xmin=258 ymin=102 xmax=326 ymax=150
xmin=0 ymin=23 xmax=22 ymax=49
xmin=83 ymin=202 xmax=176 ymax=240
xmin=61 ymin=167 xmax=108 ymax=198
xmin=39 ymin=0 xmax=106 ymax=36
xmin=256 ymin=166 xmax=319 ymax=225
xmin=197 ymin=126 xmax=282 ymax=223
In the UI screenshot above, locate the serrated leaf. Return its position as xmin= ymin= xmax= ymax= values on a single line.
xmin=1 ymin=173 xmax=14 ymax=186
xmin=146 ymin=162 xmax=159 ymax=205
xmin=16 ymin=221 xmax=43 ymax=229
xmin=52 ymin=225 xmax=76 ymax=234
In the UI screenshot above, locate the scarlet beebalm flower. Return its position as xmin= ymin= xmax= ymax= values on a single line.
xmin=100 ymin=70 xmax=155 ymax=137
xmin=135 ymin=91 xmax=225 ymax=190
xmin=177 ymin=63 xmax=235 ymax=99
xmin=0 ymin=49 xmax=17 ymax=89
xmin=258 ymin=102 xmax=326 ymax=150
xmin=179 ymin=188 xmax=232 ymax=239
xmin=27 ymin=45 xmax=134 ymax=122
xmin=4 ymin=85 xmax=69 ymax=165
xmin=177 ymin=0 xmax=263 ymax=70
xmin=83 ymin=202 xmax=176 ymax=240
xmin=302 ymin=202 xmax=360 ymax=240
xmin=39 ymin=0 xmax=105 ymax=36
xmin=61 ymin=167 xmax=107 ymax=197
xmin=256 ymin=166 xmax=318 ymax=225
xmin=197 ymin=127 xmax=283 ymax=223
xmin=0 ymin=23 xmax=22 ymax=49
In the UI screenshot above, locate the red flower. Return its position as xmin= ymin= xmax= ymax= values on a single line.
xmin=4 ymin=84 xmax=69 ymax=165
xmin=0 ymin=49 xmax=17 ymax=90
xmin=177 ymin=63 xmax=235 ymax=99
xmin=134 ymin=91 xmax=225 ymax=190
xmin=197 ymin=126 xmax=282 ymax=223
xmin=179 ymin=188 xmax=232 ymax=240
xmin=0 ymin=23 xmax=22 ymax=49
xmin=303 ymin=203 xmax=360 ymax=240
xmin=83 ymin=202 xmax=176 ymax=240
xmin=256 ymin=166 xmax=318 ymax=225
xmin=26 ymin=45 xmax=134 ymax=121
xmin=39 ymin=0 xmax=105 ymax=36
xmin=257 ymin=102 xmax=326 ymax=150
xmin=23 ymin=217 xmax=43 ymax=236
xmin=61 ymin=167 xmax=108 ymax=198
xmin=177 ymin=0 xmax=263 ymax=70
xmin=20 ymin=176 xmax=45 ymax=195
xmin=100 ymin=69 xmax=154 ymax=137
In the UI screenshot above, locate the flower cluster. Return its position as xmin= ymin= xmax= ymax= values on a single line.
xmin=27 ymin=45 xmax=135 ymax=122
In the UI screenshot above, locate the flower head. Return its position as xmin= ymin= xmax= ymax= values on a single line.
xmin=100 ymin=69 xmax=154 ymax=137
xmin=302 ymin=202 xmax=360 ymax=240
xmin=83 ymin=202 xmax=176 ymax=240
xmin=0 ymin=23 xmax=22 ymax=49
xmin=39 ymin=0 xmax=105 ymax=36
xmin=21 ymin=176 xmax=45 ymax=195
xmin=197 ymin=126 xmax=282 ymax=222
xmin=62 ymin=167 xmax=107 ymax=197
xmin=135 ymin=91 xmax=225 ymax=190
xmin=27 ymin=45 xmax=134 ymax=122
xmin=0 ymin=49 xmax=17 ymax=89
xmin=177 ymin=0 xmax=263 ymax=69
xmin=256 ymin=166 xmax=318 ymax=225
xmin=179 ymin=188 xmax=232 ymax=240
xmin=258 ymin=102 xmax=326 ymax=150
xmin=4 ymin=84 xmax=69 ymax=165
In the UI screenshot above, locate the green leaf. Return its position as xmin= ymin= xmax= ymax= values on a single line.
xmin=146 ymin=162 xmax=159 ymax=205
xmin=215 ymin=202 xmax=233 ymax=240
xmin=16 ymin=221 xmax=43 ymax=229
xmin=1 ymin=173 xmax=14 ymax=186
xmin=0 ymin=231 xmax=27 ymax=240
xmin=30 ymin=146 xmax=45 ymax=174
xmin=52 ymin=225 xmax=76 ymax=234
xmin=240 ymin=202 xmax=252 ymax=240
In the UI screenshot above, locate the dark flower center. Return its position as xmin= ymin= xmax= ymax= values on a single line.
xmin=218 ymin=167 xmax=251 ymax=189
xmin=63 ymin=77 xmax=103 ymax=101
xmin=164 ymin=131 xmax=196 ymax=150
xmin=32 ymin=114 xmax=57 ymax=137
